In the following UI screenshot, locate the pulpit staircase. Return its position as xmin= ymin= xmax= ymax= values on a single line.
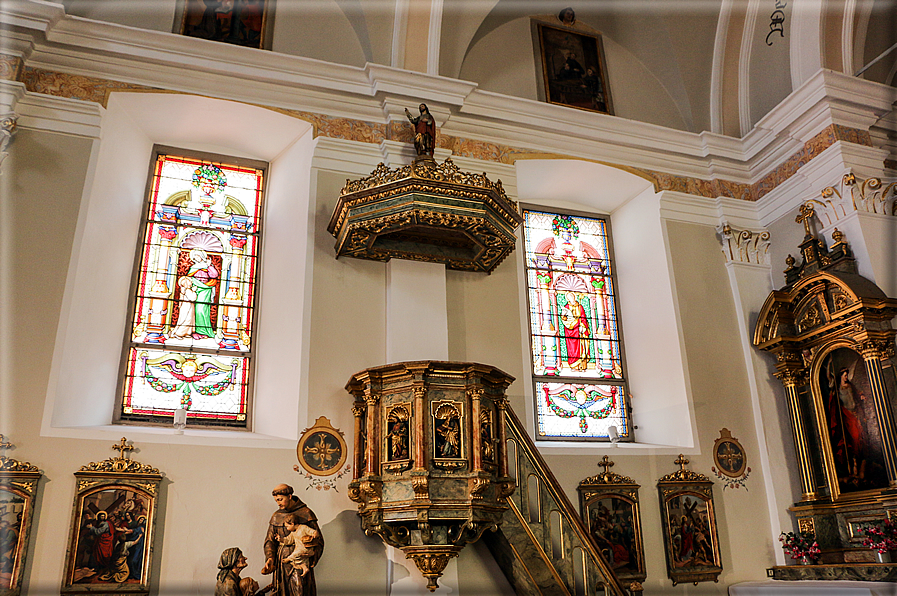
xmin=483 ymin=407 xmax=636 ymax=596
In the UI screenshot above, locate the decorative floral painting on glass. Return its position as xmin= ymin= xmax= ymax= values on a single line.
xmin=120 ymin=152 xmax=265 ymax=427
xmin=523 ymin=209 xmax=629 ymax=440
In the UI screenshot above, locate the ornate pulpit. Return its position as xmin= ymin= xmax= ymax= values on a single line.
xmin=345 ymin=361 xmax=516 ymax=590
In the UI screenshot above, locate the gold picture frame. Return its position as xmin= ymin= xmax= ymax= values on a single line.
xmin=0 ymin=436 xmax=41 ymax=596
xmin=61 ymin=438 xmax=163 ymax=595
xmin=577 ymin=456 xmax=646 ymax=586
xmin=657 ymin=455 xmax=722 ymax=586
xmin=177 ymin=0 xmax=270 ymax=49
xmin=534 ymin=18 xmax=614 ymax=115
xmin=296 ymin=416 xmax=348 ymax=476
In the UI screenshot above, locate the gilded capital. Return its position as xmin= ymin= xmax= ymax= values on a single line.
xmin=352 ymin=403 xmax=366 ymax=417
xmin=860 ymin=339 xmax=896 ymax=361
xmin=364 ymin=392 xmax=381 ymax=406
xmin=716 ymin=221 xmax=771 ymax=266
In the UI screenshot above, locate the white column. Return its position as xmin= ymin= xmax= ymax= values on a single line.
xmin=717 ymin=222 xmax=795 ymax=565
xmin=386 ymin=259 xmax=448 ymax=363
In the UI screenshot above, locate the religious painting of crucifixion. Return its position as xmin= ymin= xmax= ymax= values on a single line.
xmin=522 ymin=208 xmax=631 ymax=441
xmin=577 ymin=456 xmax=646 ymax=585
xmin=657 ymin=455 xmax=722 ymax=586
xmin=62 ymin=439 xmax=163 ymax=595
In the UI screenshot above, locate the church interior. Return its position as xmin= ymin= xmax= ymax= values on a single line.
xmin=2 ymin=0 xmax=897 ymax=594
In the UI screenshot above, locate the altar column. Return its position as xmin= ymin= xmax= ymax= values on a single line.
xmin=774 ymin=361 xmax=821 ymax=501
xmin=860 ymin=340 xmax=897 ymax=486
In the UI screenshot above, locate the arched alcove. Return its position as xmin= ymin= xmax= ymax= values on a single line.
xmin=43 ymin=92 xmax=316 ymax=445
xmin=515 ymin=159 xmax=698 ymax=449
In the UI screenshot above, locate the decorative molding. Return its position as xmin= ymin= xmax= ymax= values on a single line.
xmin=6 ymin=55 xmax=889 ymax=206
xmin=0 ymin=113 xmax=16 ymax=169
xmin=0 ymin=54 xmax=23 ymax=81
xmin=716 ymin=221 xmax=771 ymax=266
xmin=811 ymin=173 xmax=897 ymax=225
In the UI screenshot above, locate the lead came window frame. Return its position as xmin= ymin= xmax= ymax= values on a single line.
xmin=521 ymin=205 xmax=633 ymax=442
xmin=115 ymin=146 xmax=268 ymax=429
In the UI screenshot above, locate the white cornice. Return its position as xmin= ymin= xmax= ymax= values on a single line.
xmin=10 ymin=83 xmax=102 ymax=137
xmin=4 ymin=3 xmax=896 ymax=200
xmin=0 ymin=0 xmax=63 ymax=32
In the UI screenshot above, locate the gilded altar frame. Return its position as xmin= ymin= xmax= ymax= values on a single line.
xmin=0 ymin=444 xmax=41 ymax=596
xmin=754 ymin=200 xmax=897 ymax=565
xmin=61 ymin=440 xmax=163 ymax=595
xmin=577 ymin=458 xmax=646 ymax=585
xmin=656 ymin=457 xmax=722 ymax=586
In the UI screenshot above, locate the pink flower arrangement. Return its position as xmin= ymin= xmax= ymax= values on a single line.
xmin=860 ymin=519 xmax=897 ymax=554
xmin=779 ymin=531 xmax=821 ymax=563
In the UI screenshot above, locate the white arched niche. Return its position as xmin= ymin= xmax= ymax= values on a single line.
xmin=515 ymin=160 xmax=698 ymax=449
xmin=42 ymin=92 xmax=316 ymax=447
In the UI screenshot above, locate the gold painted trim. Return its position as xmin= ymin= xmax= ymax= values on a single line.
xmin=19 ymin=68 xmax=873 ymax=204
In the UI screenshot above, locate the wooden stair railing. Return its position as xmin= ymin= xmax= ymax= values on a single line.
xmin=482 ymin=405 xmax=638 ymax=596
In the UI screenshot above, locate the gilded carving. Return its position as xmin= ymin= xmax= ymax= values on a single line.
xmin=797 ymin=302 xmax=823 ymax=332
xmin=469 ymin=477 xmax=489 ymax=500
xmin=0 ymin=54 xmax=23 ymax=81
xmin=77 ymin=479 xmax=101 ymax=492
xmin=798 ymin=517 xmax=816 ymax=535
xmin=716 ymin=222 xmax=771 ymax=266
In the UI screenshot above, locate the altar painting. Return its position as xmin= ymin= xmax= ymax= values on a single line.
xmin=120 ymin=152 xmax=265 ymax=427
xmin=818 ymin=347 xmax=889 ymax=494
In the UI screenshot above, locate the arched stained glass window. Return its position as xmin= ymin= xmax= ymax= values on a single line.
xmin=522 ymin=207 xmax=631 ymax=441
xmin=117 ymin=147 xmax=266 ymax=428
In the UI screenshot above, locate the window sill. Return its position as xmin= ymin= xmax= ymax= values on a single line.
xmin=533 ymin=440 xmax=697 ymax=455
xmin=40 ymin=423 xmax=297 ymax=449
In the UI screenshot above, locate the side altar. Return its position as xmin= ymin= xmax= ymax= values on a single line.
xmin=754 ymin=200 xmax=897 ymax=578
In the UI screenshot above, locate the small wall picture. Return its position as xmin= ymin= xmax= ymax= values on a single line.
xmin=577 ymin=456 xmax=646 ymax=585
xmin=0 ymin=438 xmax=42 ymax=596
xmin=657 ymin=455 xmax=722 ymax=586
xmin=62 ymin=438 xmax=162 ymax=595
xmin=535 ymin=21 xmax=613 ymax=115
xmin=178 ymin=0 xmax=269 ymax=49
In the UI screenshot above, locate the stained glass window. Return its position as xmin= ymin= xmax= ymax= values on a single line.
xmin=118 ymin=149 xmax=266 ymax=428
xmin=523 ymin=208 xmax=631 ymax=440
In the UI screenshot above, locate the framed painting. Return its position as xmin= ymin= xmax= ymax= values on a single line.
xmin=657 ymin=455 xmax=722 ymax=586
xmin=577 ymin=456 xmax=646 ymax=586
xmin=0 ymin=437 xmax=41 ymax=596
xmin=534 ymin=20 xmax=613 ymax=115
xmin=178 ymin=0 xmax=269 ymax=49
xmin=62 ymin=439 xmax=163 ymax=595
xmin=814 ymin=346 xmax=890 ymax=497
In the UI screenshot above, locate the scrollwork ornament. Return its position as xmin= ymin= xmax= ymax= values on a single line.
xmin=860 ymin=340 xmax=894 ymax=360
xmin=0 ymin=114 xmax=17 ymax=169
xmin=716 ymin=221 xmax=771 ymax=266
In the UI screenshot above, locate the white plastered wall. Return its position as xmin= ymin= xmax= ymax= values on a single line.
xmin=41 ymin=92 xmax=316 ymax=446
xmin=513 ymin=159 xmax=699 ymax=450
